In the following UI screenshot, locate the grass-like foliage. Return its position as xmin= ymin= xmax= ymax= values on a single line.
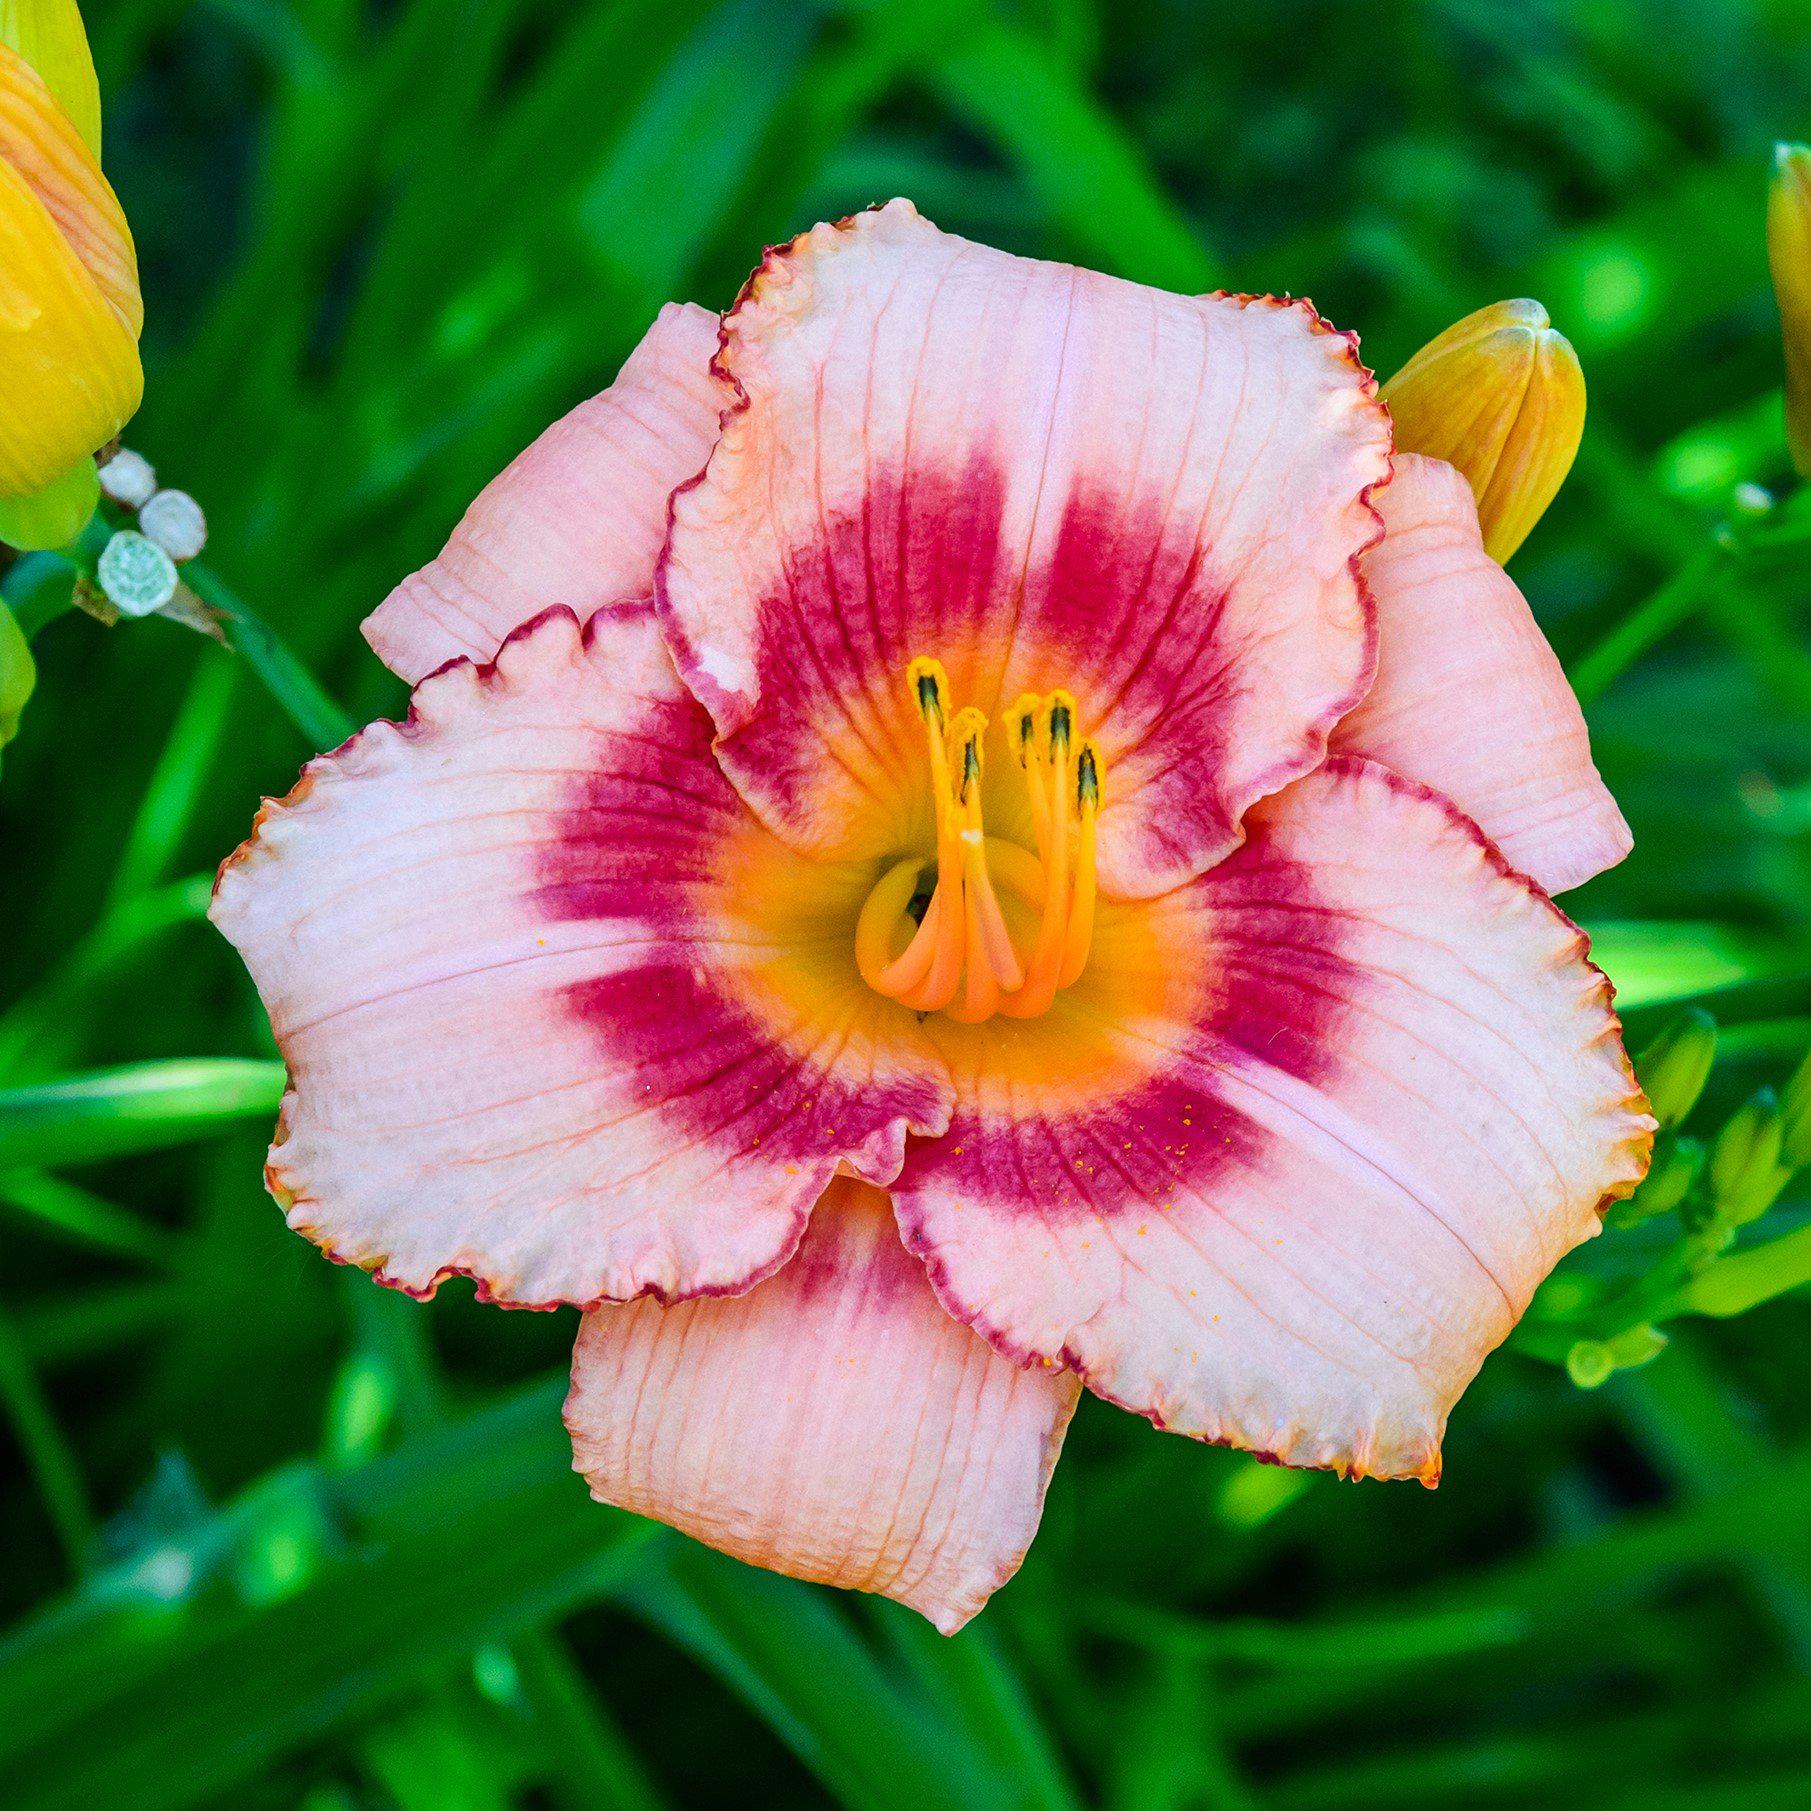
xmin=3 ymin=0 xmax=1811 ymax=1804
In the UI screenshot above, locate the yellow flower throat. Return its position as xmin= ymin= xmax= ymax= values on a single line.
xmin=855 ymin=658 xmax=1102 ymax=1024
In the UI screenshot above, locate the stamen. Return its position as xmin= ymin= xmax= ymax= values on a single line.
xmin=1005 ymin=693 xmax=1052 ymax=861
xmin=1059 ymin=740 xmax=1101 ymax=988
xmin=859 ymin=665 xmax=1104 ymax=1023
xmin=854 ymin=856 xmax=926 ymax=988
xmin=950 ymin=710 xmax=1023 ymax=1010
xmin=889 ymin=691 xmax=972 ymax=1013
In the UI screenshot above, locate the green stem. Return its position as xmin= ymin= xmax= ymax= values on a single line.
xmin=7 ymin=526 xmax=356 ymax=754
xmin=183 ymin=561 xmax=357 ymax=750
xmin=1663 ymin=1222 xmax=1811 ymax=1317
xmin=1567 ymin=543 xmax=1728 ymax=706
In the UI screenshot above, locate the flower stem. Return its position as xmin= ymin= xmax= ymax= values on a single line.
xmin=1567 ymin=544 xmax=1727 ymax=706
xmin=181 ymin=561 xmax=357 ymax=750
xmin=3 ymin=534 xmax=357 ymax=753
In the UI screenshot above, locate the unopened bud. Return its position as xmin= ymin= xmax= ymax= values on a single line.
xmin=138 ymin=488 xmax=207 ymax=562
xmin=1608 ymin=1134 xmax=1702 ymax=1227
xmin=1565 ymin=1339 xmax=1614 ymax=1390
xmin=1706 ymin=1087 xmax=1787 ymax=1226
xmin=0 ymin=454 xmax=97 ymax=551
xmin=96 ymin=528 xmax=176 ymax=617
xmin=0 ymin=0 xmax=101 ymax=153
xmin=1381 ymin=298 xmax=1586 ymax=564
xmin=0 ymin=38 xmax=142 ymax=513
xmin=1779 ymin=1047 xmax=1811 ymax=1170
xmin=1605 ymin=1323 xmax=1668 ymax=1372
xmin=0 ymin=597 xmax=34 ymax=760
xmin=1769 ymin=144 xmax=1811 ymax=478
xmin=1565 ymin=1323 xmax=1667 ymax=1391
xmin=1635 ymin=1008 xmax=1717 ymax=1129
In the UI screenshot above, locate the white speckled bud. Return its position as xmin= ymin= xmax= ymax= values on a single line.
xmin=97 ymin=529 xmax=177 ymax=616
xmin=96 ymin=448 xmax=158 ymax=509
xmin=138 ymin=488 xmax=207 ymax=561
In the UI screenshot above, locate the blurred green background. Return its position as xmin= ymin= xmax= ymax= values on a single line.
xmin=4 ymin=0 xmax=1811 ymax=1805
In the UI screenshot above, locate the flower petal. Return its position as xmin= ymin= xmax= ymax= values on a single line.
xmin=0 ymin=44 xmax=139 ymax=331
xmin=566 ymin=1175 xmax=1079 ymax=1633
xmin=893 ymin=757 xmax=1652 ymax=1480
xmin=659 ymin=200 xmax=1391 ymax=894
xmin=363 ymin=302 xmax=723 ymax=683
xmin=1336 ymin=455 xmax=1629 ymax=893
xmin=212 ymin=605 xmax=949 ymax=1308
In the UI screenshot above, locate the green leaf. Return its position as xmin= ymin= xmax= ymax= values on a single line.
xmin=0 ymin=1379 xmax=655 ymax=1811
xmin=929 ymin=21 xmax=1215 ymax=292
xmin=0 ymin=1060 xmax=286 ymax=1169
xmin=625 ymin=1542 xmax=1037 ymax=1811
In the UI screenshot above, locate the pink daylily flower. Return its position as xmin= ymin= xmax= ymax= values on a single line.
xmin=213 ymin=202 xmax=1654 ymax=1634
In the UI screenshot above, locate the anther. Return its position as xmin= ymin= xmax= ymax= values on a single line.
xmin=862 ymin=664 xmax=1103 ymax=1023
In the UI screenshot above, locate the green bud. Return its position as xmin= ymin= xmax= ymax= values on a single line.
xmin=1706 ymin=1087 xmax=1787 ymax=1227
xmin=1604 ymin=1323 xmax=1668 ymax=1371
xmin=1566 ymin=1339 xmax=1615 ymax=1389
xmin=1635 ymin=1008 xmax=1717 ymax=1129
xmin=0 ymin=597 xmax=33 ymax=763
xmin=1607 ymin=1134 xmax=1702 ymax=1227
xmin=1566 ymin=1324 xmax=1667 ymax=1391
xmin=1781 ymin=1047 xmax=1811 ymax=1171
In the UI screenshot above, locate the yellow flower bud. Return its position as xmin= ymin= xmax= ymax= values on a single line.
xmin=0 ymin=36 xmax=141 ymax=538
xmin=1768 ymin=143 xmax=1811 ymax=479
xmin=1380 ymin=298 xmax=1586 ymax=565
xmin=0 ymin=0 xmax=101 ymax=153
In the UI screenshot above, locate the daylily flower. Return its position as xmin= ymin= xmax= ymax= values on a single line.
xmin=0 ymin=0 xmax=142 ymax=551
xmin=213 ymin=203 xmax=1652 ymax=1633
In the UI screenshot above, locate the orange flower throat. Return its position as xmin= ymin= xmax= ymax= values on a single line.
xmin=855 ymin=658 xmax=1102 ymax=1024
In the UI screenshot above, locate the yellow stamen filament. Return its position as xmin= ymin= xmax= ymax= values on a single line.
xmin=1059 ymin=740 xmax=1100 ymax=989
xmin=854 ymin=856 xmax=927 ymax=988
xmin=1006 ymin=693 xmax=1053 ymax=862
xmin=862 ymin=665 xmax=1104 ymax=1024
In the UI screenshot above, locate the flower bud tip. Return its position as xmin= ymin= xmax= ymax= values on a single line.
xmin=1382 ymin=297 xmax=1586 ymax=564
